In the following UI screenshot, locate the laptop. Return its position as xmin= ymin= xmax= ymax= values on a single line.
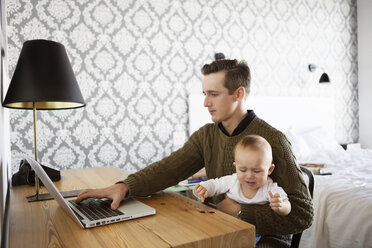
xmin=25 ymin=157 xmax=156 ymax=228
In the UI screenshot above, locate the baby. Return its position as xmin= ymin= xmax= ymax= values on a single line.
xmin=194 ymin=134 xmax=291 ymax=216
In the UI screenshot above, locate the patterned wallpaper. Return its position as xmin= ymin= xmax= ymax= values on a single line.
xmin=6 ymin=0 xmax=358 ymax=173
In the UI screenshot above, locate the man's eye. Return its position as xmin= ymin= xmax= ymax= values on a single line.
xmin=211 ymin=93 xmax=218 ymax=97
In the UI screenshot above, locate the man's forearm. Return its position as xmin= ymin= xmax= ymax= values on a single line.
xmin=216 ymin=196 xmax=241 ymax=217
xmin=240 ymin=198 xmax=312 ymax=235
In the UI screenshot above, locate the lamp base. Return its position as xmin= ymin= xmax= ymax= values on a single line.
xmin=26 ymin=189 xmax=82 ymax=202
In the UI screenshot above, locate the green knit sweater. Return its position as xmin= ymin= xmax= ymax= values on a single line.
xmin=124 ymin=116 xmax=313 ymax=246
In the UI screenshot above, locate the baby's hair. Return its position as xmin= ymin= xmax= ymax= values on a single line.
xmin=234 ymin=135 xmax=273 ymax=163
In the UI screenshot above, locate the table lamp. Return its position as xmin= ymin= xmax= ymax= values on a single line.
xmin=2 ymin=39 xmax=85 ymax=201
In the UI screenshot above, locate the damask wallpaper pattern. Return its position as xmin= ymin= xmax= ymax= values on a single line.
xmin=6 ymin=0 xmax=358 ymax=173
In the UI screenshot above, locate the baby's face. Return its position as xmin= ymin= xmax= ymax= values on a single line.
xmin=234 ymin=147 xmax=273 ymax=191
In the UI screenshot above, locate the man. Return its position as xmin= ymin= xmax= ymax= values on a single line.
xmin=76 ymin=59 xmax=313 ymax=247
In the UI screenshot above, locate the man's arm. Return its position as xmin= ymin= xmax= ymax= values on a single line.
xmin=76 ymin=126 xmax=208 ymax=207
xmin=123 ymin=131 xmax=206 ymax=197
xmin=216 ymin=195 xmax=241 ymax=217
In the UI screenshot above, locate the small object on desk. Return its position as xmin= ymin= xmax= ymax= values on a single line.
xmin=171 ymin=176 xmax=208 ymax=201
xmin=12 ymin=159 xmax=61 ymax=186
xmin=347 ymin=143 xmax=361 ymax=150
xmin=178 ymin=176 xmax=208 ymax=187
xmin=188 ymin=177 xmax=208 ymax=184
xmin=311 ymin=168 xmax=332 ymax=176
xmin=300 ymin=163 xmax=325 ymax=168
xmin=167 ymin=184 xmax=198 ymax=200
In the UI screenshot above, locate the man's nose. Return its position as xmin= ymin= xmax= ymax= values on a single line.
xmin=204 ymin=96 xmax=210 ymax=107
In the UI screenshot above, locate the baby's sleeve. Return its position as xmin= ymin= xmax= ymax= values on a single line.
xmin=194 ymin=174 xmax=235 ymax=197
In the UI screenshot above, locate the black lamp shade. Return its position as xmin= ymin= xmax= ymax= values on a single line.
xmin=2 ymin=39 xmax=85 ymax=110
xmin=319 ymin=73 xmax=330 ymax=83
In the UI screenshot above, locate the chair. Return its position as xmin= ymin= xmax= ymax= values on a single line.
xmin=290 ymin=166 xmax=314 ymax=248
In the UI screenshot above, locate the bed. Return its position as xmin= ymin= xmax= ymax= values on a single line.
xmin=188 ymin=94 xmax=372 ymax=248
xmin=285 ymin=125 xmax=372 ymax=248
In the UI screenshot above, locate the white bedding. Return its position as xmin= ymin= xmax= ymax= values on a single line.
xmin=301 ymin=173 xmax=372 ymax=248
xmin=287 ymin=128 xmax=372 ymax=248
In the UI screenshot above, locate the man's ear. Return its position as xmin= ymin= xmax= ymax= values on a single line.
xmin=235 ymin=87 xmax=245 ymax=101
xmin=268 ymin=163 xmax=275 ymax=175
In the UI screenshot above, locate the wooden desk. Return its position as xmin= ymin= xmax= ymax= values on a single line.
xmin=9 ymin=166 xmax=255 ymax=248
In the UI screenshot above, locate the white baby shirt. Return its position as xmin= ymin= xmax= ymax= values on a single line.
xmin=194 ymin=174 xmax=288 ymax=204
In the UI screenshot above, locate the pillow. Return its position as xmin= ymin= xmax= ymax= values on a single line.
xmin=300 ymin=126 xmax=344 ymax=153
xmin=284 ymin=127 xmax=311 ymax=162
xmin=284 ymin=126 xmax=345 ymax=164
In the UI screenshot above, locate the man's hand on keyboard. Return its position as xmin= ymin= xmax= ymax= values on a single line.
xmin=75 ymin=183 xmax=128 ymax=210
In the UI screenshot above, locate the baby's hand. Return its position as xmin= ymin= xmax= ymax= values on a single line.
xmin=194 ymin=184 xmax=209 ymax=202
xmin=269 ymin=190 xmax=291 ymax=216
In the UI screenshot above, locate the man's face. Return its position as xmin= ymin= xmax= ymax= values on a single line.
xmin=202 ymin=71 xmax=238 ymax=123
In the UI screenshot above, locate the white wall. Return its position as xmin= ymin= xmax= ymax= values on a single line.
xmin=0 ymin=0 xmax=10 ymax=239
xmin=0 ymin=107 xmax=10 ymax=243
xmin=357 ymin=0 xmax=372 ymax=149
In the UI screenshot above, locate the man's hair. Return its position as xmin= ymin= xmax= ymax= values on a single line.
xmin=201 ymin=59 xmax=251 ymax=96
xmin=234 ymin=135 xmax=273 ymax=163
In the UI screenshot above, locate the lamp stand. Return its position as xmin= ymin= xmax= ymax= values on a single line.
xmin=33 ymin=103 xmax=40 ymax=198
xmin=27 ymin=102 xmax=40 ymax=201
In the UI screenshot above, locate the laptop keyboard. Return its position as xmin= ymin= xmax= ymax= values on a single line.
xmin=69 ymin=198 xmax=124 ymax=221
